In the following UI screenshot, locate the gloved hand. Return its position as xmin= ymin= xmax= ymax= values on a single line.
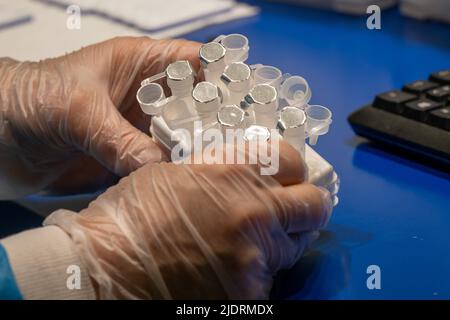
xmin=45 ymin=141 xmax=333 ymax=299
xmin=0 ymin=37 xmax=201 ymax=199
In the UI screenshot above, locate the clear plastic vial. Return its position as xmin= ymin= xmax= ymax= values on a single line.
xmin=278 ymin=106 xmax=307 ymax=157
xmin=199 ymin=42 xmax=227 ymax=83
xmin=192 ymin=81 xmax=221 ymax=126
xmin=220 ymin=62 xmax=252 ymax=105
xmin=242 ymin=84 xmax=278 ymax=129
xmin=166 ymin=60 xmax=195 ymax=98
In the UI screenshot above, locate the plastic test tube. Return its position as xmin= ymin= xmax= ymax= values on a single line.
xmin=192 ymin=81 xmax=221 ymax=126
xmin=277 ymin=106 xmax=307 ymax=158
xmin=305 ymin=105 xmax=332 ymax=145
xmin=136 ymin=82 xmax=166 ymax=116
xmin=220 ymin=62 xmax=252 ymax=105
xmin=199 ymin=42 xmax=227 ymax=83
xmin=280 ymin=76 xmax=312 ymax=108
xmin=166 ymin=60 xmax=195 ymax=98
xmin=162 ymin=60 xmax=198 ymax=132
xmin=242 ymin=84 xmax=278 ymax=129
xmin=216 ymin=34 xmax=249 ymax=64
xmin=253 ymin=65 xmax=283 ymax=88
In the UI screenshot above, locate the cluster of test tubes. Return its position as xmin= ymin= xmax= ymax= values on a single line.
xmin=136 ymin=34 xmax=333 ymax=158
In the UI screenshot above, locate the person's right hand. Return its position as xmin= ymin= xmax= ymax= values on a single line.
xmin=45 ymin=141 xmax=333 ymax=299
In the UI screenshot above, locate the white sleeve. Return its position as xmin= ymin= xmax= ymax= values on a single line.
xmin=0 ymin=226 xmax=96 ymax=300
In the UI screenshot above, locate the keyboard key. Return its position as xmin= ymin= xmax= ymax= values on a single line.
xmin=403 ymin=99 xmax=443 ymax=121
xmin=373 ymin=90 xmax=417 ymax=114
xmin=403 ymin=80 xmax=439 ymax=95
xmin=429 ymin=70 xmax=450 ymax=85
xmin=427 ymin=107 xmax=450 ymax=131
xmin=427 ymin=85 xmax=450 ymax=102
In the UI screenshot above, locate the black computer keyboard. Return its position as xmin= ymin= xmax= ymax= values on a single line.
xmin=348 ymin=70 xmax=450 ymax=167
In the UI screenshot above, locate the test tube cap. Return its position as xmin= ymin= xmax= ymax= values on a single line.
xmin=253 ymin=65 xmax=283 ymax=87
xmin=244 ymin=125 xmax=271 ymax=142
xmin=277 ymin=106 xmax=306 ymax=136
xmin=217 ymin=105 xmax=245 ymax=129
xmin=166 ymin=60 xmax=195 ymax=88
xmin=192 ymin=81 xmax=221 ymax=113
xmin=136 ymin=82 xmax=166 ymax=115
xmin=221 ymin=62 xmax=251 ymax=92
xmin=280 ymin=76 xmax=311 ymax=107
xmin=242 ymin=84 xmax=278 ymax=113
xmin=305 ymin=105 xmax=332 ymax=145
xmin=219 ymin=34 xmax=249 ymax=64
xmin=199 ymin=42 xmax=226 ymax=70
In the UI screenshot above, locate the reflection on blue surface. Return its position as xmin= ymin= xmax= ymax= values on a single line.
xmin=187 ymin=2 xmax=450 ymax=299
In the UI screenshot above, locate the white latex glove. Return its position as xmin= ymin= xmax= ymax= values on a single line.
xmin=45 ymin=141 xmax=333 ymax=299
xmin=0 ymin=37 xmax=201 ymax=199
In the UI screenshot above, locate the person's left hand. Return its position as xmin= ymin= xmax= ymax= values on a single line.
xmin=0 ymin=37 xmax=201 ymax=198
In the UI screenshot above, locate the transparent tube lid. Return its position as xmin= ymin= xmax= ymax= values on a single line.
xmin=253 ymin=65 xmax=283 ymax=88
xmin=199 ymin=42 xmax=226 ymax=72
xmin=280 ymin=76 xmax=312 ymax=107
xmin=192 ymin=81 xmax=221 ymax=114
xmin=136 ymin=82 xmax=167 ymax=116
xmin=215 ymin=34 xmax=249 ymax=64
xmin=305 ymin=104 xmax=332 ymax=145
xmin=242 ymin=84 xmax=278 ymax=113
xmin=217 ymin=105 xmax=245 ymax=129
xmin=221 ymin=62 xmax=251 ymax=92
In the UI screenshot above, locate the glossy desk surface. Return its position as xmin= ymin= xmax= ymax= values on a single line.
xmin=1 ymin=1 xmax=450 ymax=300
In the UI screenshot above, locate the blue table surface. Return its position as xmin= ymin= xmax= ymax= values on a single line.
xmin=1 ymin=0 xmax=450 ymax=300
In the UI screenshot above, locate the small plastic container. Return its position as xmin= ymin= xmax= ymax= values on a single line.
xmin=242 ymin=84 xmax=278 ymax=129
xmin=166 ymin=60 xmax=195 ymax=98
xmin=217 ymin=105 xmax=246 ymax=133
xmin=220 ymin=62 xmax=252 ymax=105
xmin=253 ymin=65 xmax=283 ymax=88
xmin=305 ymin=105 xmax=332 ymax=145
xmin=199 ymin=42 xmax=227 ymax=83
xmin=278 ymin=106 xmax=307 ymax=157
xmin=280 ymin=76 xmax=312 ymax=107
xmin=192 ymin=81 xmax=221 ymax=125
xmin=216 ymin=34 xmax=249 ymax=64
xmin=136 ymin=82 xmax=166 ymax=116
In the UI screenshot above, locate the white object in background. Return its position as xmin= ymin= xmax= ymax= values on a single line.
xmin=400 ymin=0 xmax=450 ymax=24
xmin=271 ymin=0 xmax=397 ymax=15
xmin=37 ymin=0 xmax=259 ymax=37
xmin=0 ymin=0 xmax=32 ymax=29
xmin=305 ymin=105 xmax=332 ymax=145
